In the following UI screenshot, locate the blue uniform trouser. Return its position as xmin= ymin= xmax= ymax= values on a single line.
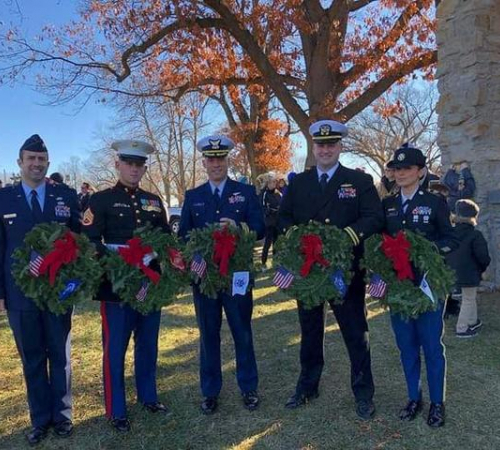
xmin=193 ymin=286 xmax=258 ymax=397
xmin=8 ymin=309 xmax=72 ymax=428
xmin=390 ymin=301 xmax=446 ymax=404
xmin=100 ymin=302 xmax=161 ymax=419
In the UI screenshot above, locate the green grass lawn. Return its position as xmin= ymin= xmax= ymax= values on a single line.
xmin=1 ymin=272 xmax=499 ymax=450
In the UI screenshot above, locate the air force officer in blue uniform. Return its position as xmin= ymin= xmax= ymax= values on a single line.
xmin=0 ymin=135 xmax=80 ymax=446
xmin=179 ymin=135 xmax=265 ymax=415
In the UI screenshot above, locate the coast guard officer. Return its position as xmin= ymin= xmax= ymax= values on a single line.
xmin=179 ymin=135 xmax=265 ymax=415
xmin=0 ymin=135 xmax=80 ymax=445
xmin=383 ymin=145 xmax=458 ymax=427
xmin=82 ymin=140 xmax=171 ymax=432
xmin=278 ymin=120 xmax=384 ymax=420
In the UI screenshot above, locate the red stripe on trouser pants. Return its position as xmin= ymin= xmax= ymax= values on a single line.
xmin=100 ymin=302 xmax=113 ymax=418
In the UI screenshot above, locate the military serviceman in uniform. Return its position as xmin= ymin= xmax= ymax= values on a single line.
xmin=0 ymin=135 xmax=80 ymax=445
xmin=278 ymin=120 xmax=384 ymax=420
xmin=179 ymin=135 xmax=265 ymax=415
xmin=383 ymin=145 xmax=458 ymax=427
xmin=82 ymin=140 xmax=171 ymax=432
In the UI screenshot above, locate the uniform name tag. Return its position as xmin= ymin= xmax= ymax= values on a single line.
xmin=3 ymin=213 xmax=17 ymax=219
xmin=113 ymin=203 xmax=130 ymax=208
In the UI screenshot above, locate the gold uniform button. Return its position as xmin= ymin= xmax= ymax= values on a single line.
xmin=134 ymin=202 xmax=138 ymax=206
xmin=216 ymin=210 xmax=220 ymax=214
xmin=119 ymin=213 xmax=124 ymax=217
xmin=137 ymin=219 xmax=142 ymax=224
xmin=136 ymin=210 xmax=140 ymax=214
xmin=402 ymin=220 xmax=406 ymax=225
xmin=325 ymin=218 xmax=330 ymax=224
xmin=131 ymin=195 xmax=135 ymax=199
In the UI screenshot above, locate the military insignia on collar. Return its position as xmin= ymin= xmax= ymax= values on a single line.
xmin=397 ymin=153 xmax=406 ymax=161
xmin=209 ymin=139 xmax=221 ymax=150
xmin=320 ymin=124 xmax=331 ymax=136
xmin=82 ymin=208 xmax=94 ymax=226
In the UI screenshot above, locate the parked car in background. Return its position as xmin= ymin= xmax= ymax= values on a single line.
xmin=167 ymin=206 xmax=182 ymax=234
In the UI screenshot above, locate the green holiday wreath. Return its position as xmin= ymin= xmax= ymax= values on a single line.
xmin=273 ymin=222 xmax=354 ymax=310
xmin=12 ymin=222 xmax=103 ymax=315
xmin=362 ymin=230 xmax=455 ymax=319
xmin=183 ymin=223 xmax=257 ymax=299
xmin=101 ymin=227 xmax=189 ymax=314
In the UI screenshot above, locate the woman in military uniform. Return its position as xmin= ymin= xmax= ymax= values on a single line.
xmin=382 ymin=145 xmax=458 ymax=428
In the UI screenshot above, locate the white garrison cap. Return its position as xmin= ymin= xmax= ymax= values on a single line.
xmin=309 ymin=120 xmax=348 ymax=143
xmin=196 ymin=135 xmax=235 ymax=157
xmin=111 ymin=140 xmax=155 ymax=162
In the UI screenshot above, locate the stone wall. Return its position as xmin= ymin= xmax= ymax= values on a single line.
xmin=436 ymin=0 xmax=500 ymax=287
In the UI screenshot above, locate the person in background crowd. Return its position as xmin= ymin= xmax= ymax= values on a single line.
xmin=382 ymin=144 xmax=458 ymax=428
xmin=376 ymin=163 xmax=399 ymax=199
xmin=277 ymin=178 xmax=287 ymax=194
xmin=49 ymin=172 xmax=73 ymax=192
xmin=0 ymin=180 xmax=3 ymax=189
xmin=0 ymin=134 xmax=80 ymax=445
xmin=260 ymin=173 xmax=282 ymax=270
xmin=82 ymin=140 xmax=171 ymax=432
xmin=78 ymin=182 xmax=92 ymax=211
xmin=282 ymin=172 xmax=296 ymax=196
xmin=443 ymin=162 xmax=476 ymax=213
xmin=179 ymin=135 xmax=265 ymax=415
xmin=278 ymin=119 xmax=383 ymax=420
xmin=447 ymin=199 xmax=490 ymax=338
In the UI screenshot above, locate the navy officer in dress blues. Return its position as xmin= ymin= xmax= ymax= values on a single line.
xmin=383 ymin=145 xmax=458 ymax=427
xmin=278 ymin=120 xmax=384 ymax=420
xmin=179 ymin=135 xmax=265 ymax=415
xmin=82 ymin=140 xmax=171 ymax=432
xmin=0 ymin=134 xmax=80 ymax=445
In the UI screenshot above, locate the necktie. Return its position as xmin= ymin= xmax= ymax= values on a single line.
xmin=213 ymin=187 xmax=221 ymax=207
xmin=31 ymin=190 xmax=44 ymax=223
xmin=319 ymin=173 xmax=329 ymax=192
xmin=402 ymin=199 xmax=410 ymax=214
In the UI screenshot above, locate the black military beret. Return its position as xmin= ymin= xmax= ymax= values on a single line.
xmin=19 ymin=134 xmax=47 ymax=156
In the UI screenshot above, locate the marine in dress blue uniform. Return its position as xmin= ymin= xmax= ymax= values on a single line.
xmin=383 ymin=144 xmax=458 ymax=427
xmin=278 ymin=120 xmax=384 ymax=420
xmin=0 ymin=135 xmax=80 ymax=445
xmin=82 ymin=140 xmax=171 ymax=432
xmin=179 ymin=135 xmax=265 ymax=414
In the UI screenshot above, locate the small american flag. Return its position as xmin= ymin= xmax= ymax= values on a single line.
xmin=367 ymin=274 xmax=387 ymax=298
xmin=190 ymin=253 xmax=207 ymax=279
xmin=29 ymin=250 xmax=44 ymax=277
xmin=136 ymin=279 xmax=149 ymax=302
xmin=273 ymin=266 xmax=295 ymax=289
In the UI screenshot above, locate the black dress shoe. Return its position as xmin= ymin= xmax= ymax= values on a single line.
xmin=53 ymin=420 xmax=74 ymax=437
xmin=110 ymin=417 xmax=131 ymax=432
xmin=399 ymin=399 xmax=423 ymax=421
xmin=26 ymin=426 xmax=49 ymax=446
xmin=242 ymin=391 xmax=260 ymax=411
xmin=201 ymin=397 xmax=218 ymax=415
xmin=356 ymin=399 xmax=376 ymax=420
xmin=143 ymin=401 xmax=171 ymax=415
xmin=285 ymin=391 xmax=319 ymax=409
xmin=427 ymin=403 xmax=445 ymax=428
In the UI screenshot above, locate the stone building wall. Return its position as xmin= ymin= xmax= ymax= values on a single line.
xmin=436 ymin=0 xmax=500 ymax=287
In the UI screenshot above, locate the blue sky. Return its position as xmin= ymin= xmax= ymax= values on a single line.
xmin=0 ymin=0 xmax=114 ymax=181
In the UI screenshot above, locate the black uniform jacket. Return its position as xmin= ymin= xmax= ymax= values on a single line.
xmin=278 ymin=164 xmax=384 ymax=267
xmin=82 ymin=182 xmax=170 ymax=302
xmin=382 ymin=189 xmax=458 ymax=255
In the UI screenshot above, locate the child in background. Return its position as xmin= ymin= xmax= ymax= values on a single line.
xmin=447 ymin=199 xmax=491 ymax=338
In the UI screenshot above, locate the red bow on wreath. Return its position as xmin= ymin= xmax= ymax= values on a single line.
xmin=167 ymin=247 xmax=186 ymax=271
xmin=39 ymin=231 xmax=79 ymax=286
xmin=119 ymin=237 xmax=161 ymax=284
xmin=300 ymin=234 xmax=330 ymax=277
xmin=212 ymin=227 xmax=237 ymax=276
xmin=381 ymin=231 xmax=414 ymax=280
